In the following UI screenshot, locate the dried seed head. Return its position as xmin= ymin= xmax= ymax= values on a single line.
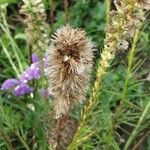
xmin=105 ymin=0 xmax=147 ymax=54
xmin=20 ymin=0 xmax=49 ymax=51
xmin=137 ymin=0 xmax=150 ymax=9
xmin=117 ymin=39 xmax=129 ymax=50
xmin=46 ymin=25 xmax=95 ymax=118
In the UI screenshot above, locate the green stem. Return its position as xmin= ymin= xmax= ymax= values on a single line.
xmin=0 ymin=39 xmax=20 ymax=77
xmin=113 ymin=28 xmax=140 ymax=120
xmin=0 ymin=128 xmax=15 ymax=150
xmin=0 ymin=103 xmax=30 ymax=150
xmin=124 ymin=102 xmax=150 ymax=150
xmin=1 ymin=13 xmax=24 ymax=72
xmin=15 ymin=131 xmax=30 ymax=150
xmin=50 ymin=0 xmax=54 ymax=32
xmin=122 ymin=29 xmax=139 ymax=103
xmin=105 ymin=0 xmax=111 ymax=25
xmin=64 ymin=0 xmax=69 ymax=23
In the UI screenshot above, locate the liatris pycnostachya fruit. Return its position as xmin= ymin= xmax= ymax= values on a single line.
xmin=20 ymin=0 xmax=50 ymax=51
xmin=46 ymin=24 xmax=95 ymax=119
xmin=137 ymin=0 xmax=150 ymax=9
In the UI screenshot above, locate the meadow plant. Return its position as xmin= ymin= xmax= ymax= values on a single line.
xmin=1 ymin=53 xmax=41 ymax=96
xmin=0 ymin=0 xmax=150 ymax=150
xmin=67 ymin=0 xmax=149 ymax=149
xmin=1 ymin=0 xmax=52 ymax=97
xmin=20 ymin=0 xmax=50 ymax=51
xmin=46 ymin=25 xmax=95 ymax=119
xmin=0 ymin=5 xmax=25 ymax=75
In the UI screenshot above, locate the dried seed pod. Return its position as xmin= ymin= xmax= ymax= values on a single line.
xmin=20 ymin=0 xmax=49 ymax=51
xmin=46 ymin=25 xmax=95 ymax=118
xmin=138 ymin=0 xmax=150 ymax=10
xmin=117 ymin=39 xmax=129 ymax=50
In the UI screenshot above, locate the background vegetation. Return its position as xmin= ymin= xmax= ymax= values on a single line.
xmin=0 ymin=0 xmax=150 ymax=150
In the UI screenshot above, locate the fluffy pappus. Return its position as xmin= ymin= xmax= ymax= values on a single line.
xmin=137 ymin=0 xmax=150 ymax=9
xmin=46 ymin=25 xmax=95 ymax=118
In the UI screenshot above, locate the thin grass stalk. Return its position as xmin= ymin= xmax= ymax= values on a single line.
xmin=132 ymin=130 xmax=150 ymax=150
xmin=1 ymin=13 xmax=24 ymax=72
xmin=50 ymin=0 xmax=54 ymax=32
xmin=0 ymin=128 xmax=15 ymax=150
xmin=64 ymin=0 xmax=69 ymax=23
xmin=122 ymin=29 xmax=140 ymax=103
xmin=124 ymin=101 xmax=150 ymax=150
xmin=0 ymin=103 xmax=30 ymax=150
xmin=105 ymin=0 xmax=111 ymax=25
xmin=0 ymin=39 xmax=20 ymax=77
xmin=15 ymin=131 xmax=30 ymax=150
xmin=113 ymin=28 xmax=140 ymax=120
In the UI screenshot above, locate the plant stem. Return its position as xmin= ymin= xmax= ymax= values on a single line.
xmin=113 ymin=28 xmax=140 ymax=120
xmin=122 ymin=29 xmax=139 ymax=103
xmin=124 ymin=102 xmax=150 ymax=150
xmin=49 ymin=115 xmax=68 ymax=150
xmin=0 ymin=102 xmax=30 ymax=150
xmin=1 ymin=13 xmax=24 ymax=72
xmin=105 ymin=0 xmax=111 ymax=25
xmin=132 ymin=130 xmax=150 ymax=150
xmin=0 ymin=39 xmax=20 ymax=77
xmin=16 ymin=131 xmax=30 ymax=150
xmin=0 ymin=128 xmax=15 ymax=150
xmin=50 ymin=0 xmax=54 ymax=32
xmin=64 ymin=0 xmax=69 ymax=23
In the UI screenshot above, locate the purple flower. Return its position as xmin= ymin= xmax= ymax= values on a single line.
xmin=31 ymin=53 xmax=39 ymax=63
xmin=27 ymin=62 xmax=40 ymax=79
xmin=19 ymin=62 xmax=40 ymax=83
xmin=12 ymin=84 xmax=33 ymax=96
xmin=1 ymin=53 xmax=45 ymax=97
xmin=19 ymin=71 xmax=32 ymax=83
xmin=1 ymin=79 xmax=20 ymax=90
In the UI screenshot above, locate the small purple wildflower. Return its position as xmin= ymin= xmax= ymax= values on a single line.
xmin=12 ymin=84 xmax=33 ymax=96
xmin=27 ymin=62 xmax=40 ymax=79
xmin=1 ymin=79 xmax=20 ymax=90
xmin=19 ymin=62 xmax=40 ymax=83
xmin=1 ymin=53 xmax=46 ymax=97
xmin=19 ymin=71 xmax=31 ymax=83
xmin=31 ymin=53 xmax=39 ymax=63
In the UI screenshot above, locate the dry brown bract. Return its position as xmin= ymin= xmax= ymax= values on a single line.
xmin=46 ymin=25 xmax=95 ymax=118
xmin=114 ymin=0 xmax=150 ymax=10
xmin=138 ymin=0 xmax=150 ymax=9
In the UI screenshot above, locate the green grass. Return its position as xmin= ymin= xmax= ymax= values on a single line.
xmin=0 ymin=0 xmax=150 ymax=150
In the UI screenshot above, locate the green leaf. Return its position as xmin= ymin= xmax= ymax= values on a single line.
xmin=15 ymin=33 xmax=27 ymax=40
xmin=0 ymin=0 xmax=17 ymax=4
